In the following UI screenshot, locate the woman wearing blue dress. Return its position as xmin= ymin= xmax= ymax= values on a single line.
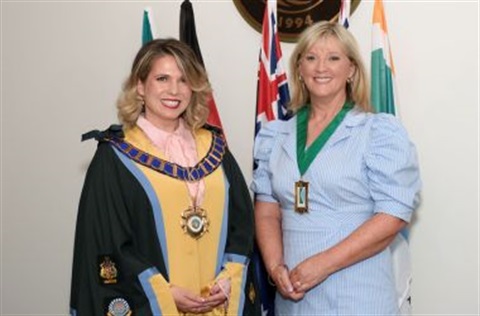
xmin=251 ymin=21 xmax=421 ymax=315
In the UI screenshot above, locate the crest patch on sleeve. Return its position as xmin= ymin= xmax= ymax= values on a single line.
xmin=98 ymin=255 xmax=119 ymax=285
xmin=105 ymin=297 xmax=133 ymax=316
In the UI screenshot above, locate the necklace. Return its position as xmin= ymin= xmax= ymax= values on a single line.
xmin=294 ymin=101 xmax=353 ymax=214
xmin=177 ymin=134 xmax=209 ymax=239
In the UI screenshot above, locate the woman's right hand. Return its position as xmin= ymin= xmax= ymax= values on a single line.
xmin=270 ymin=264 xmax=305 ymax=301
xmin=170 ymin=284 xmax=212 ymax=314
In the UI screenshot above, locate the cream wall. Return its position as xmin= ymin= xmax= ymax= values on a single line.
xmin=1 ymin=0 xmax=478 ymax=314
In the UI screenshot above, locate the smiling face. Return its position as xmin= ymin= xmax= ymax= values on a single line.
xmin=136 ymin=54 xmax=193 ymax=132
xmin=298 ymin=36 xmax=355 ymax=105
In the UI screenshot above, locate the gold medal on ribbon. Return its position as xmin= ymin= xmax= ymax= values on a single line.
xmin=294 ymin=180 xmax=309 ymax=214
xmin=181 ymin=206 xmax=209 ymax=239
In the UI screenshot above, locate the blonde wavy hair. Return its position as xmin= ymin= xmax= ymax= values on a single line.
xmin=289 ymin=21 xmax=372 ymax=113
xmin=117 ymin=38 xmax=211 ymax=130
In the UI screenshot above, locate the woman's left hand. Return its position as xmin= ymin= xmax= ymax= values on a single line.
xmin=289 ymin=255 xmax=329 ymax=293
xmin=204 ymin=278 xmax=231 ymax=309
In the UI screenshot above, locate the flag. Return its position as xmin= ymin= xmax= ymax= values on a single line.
xmin=371 ymin=0 xmax=396 ymax=115
xmin=142 ymin=7 xmax=156 ymax=45
xmin=253 ymin=1 xmax=291 ymax=315
xmin=255 ymin=0 xmax=290 ymax=136
xmin=179 ymin=0 xmax=224 ymax=133
xmin=371 ymin=1 xmax=411 ymax=313
xmin=338 ymin=0 xmax=351 ymax=28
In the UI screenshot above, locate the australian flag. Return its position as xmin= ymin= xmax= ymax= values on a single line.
xmin=255 ymin=0 xmax=290 ymax=136
xmin=253 ymin=1 xmax=290 ymax=315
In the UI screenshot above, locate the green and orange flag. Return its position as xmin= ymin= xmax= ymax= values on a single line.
xmin=371 ymin=2 xmax=414 ymax=313
xmin=371 ymin=0 xmax=396 ymax=115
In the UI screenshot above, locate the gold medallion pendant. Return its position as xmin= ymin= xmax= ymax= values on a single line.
xmin=294 ymin=180 xmax=309 ymax=214
xmin=181 ymin=206 xmax=209 ymax=239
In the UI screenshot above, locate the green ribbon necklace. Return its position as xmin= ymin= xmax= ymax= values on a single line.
xmin=293 ymin=100 xmax=353 ymax=213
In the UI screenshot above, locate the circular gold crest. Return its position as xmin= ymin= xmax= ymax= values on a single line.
xmin=181 ymin=206 xmax=209 ymax=239
xmin=233 ymin=0 xmax=361 ymax=42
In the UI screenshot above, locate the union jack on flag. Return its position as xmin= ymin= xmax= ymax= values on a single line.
xmin=255 ymin=0 xmax=290 ymax=137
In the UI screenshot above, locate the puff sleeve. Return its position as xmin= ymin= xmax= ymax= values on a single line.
xmin=365 ymin=114 xmax=422 ymax=222
xmin=251 ymin=121 xmax=286 ymax=203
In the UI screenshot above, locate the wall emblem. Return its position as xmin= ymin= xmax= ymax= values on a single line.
xmin=233 ymin=0 xmax=361 ymax=42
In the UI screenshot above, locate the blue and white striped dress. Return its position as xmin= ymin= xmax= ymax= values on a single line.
xmin=251 ymin=107 xmax=421 ymax=315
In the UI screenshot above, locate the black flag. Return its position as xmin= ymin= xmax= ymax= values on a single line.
xmin=179 ymin=0 xmax=224 ymax=132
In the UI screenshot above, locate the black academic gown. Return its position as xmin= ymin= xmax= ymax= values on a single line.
xmin=69 ymin=125 xmax=260 ymax=316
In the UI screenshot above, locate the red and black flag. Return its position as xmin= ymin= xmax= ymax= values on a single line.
xmin=180 ymin=0 xmax=224 ymax=134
